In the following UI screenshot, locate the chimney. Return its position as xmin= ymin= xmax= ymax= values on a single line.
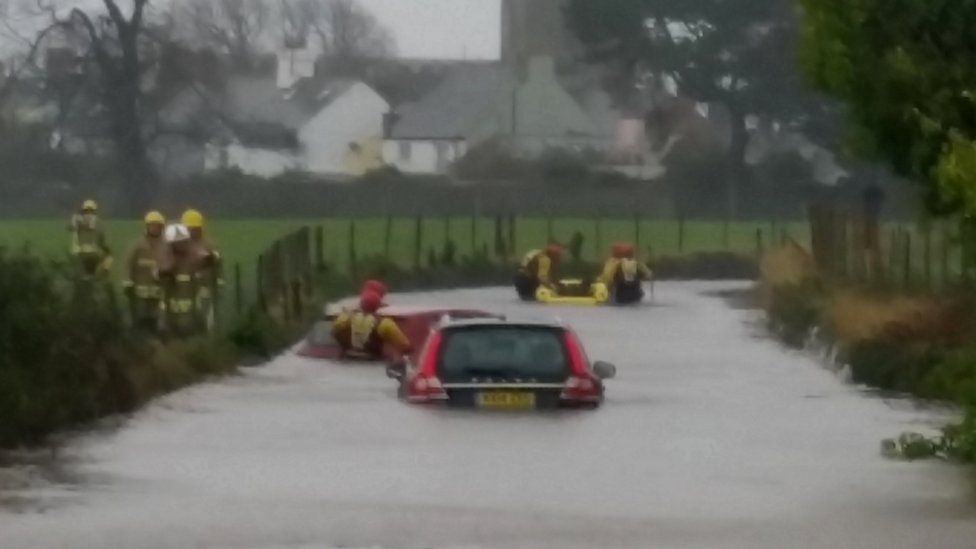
xmin=276 ymin=44 xmax=315 ymax=90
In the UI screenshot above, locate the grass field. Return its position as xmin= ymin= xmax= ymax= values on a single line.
xmin=4 ymin=215 xmax=969 ymax=319
xmin=0 ymin=216 xmax=811 ymax=321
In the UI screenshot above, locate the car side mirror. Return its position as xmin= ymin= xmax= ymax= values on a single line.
xmin=593 ymin=361 xmax=617 ymax=380
xmin=386 ymin=361 xmax=407 ymax=380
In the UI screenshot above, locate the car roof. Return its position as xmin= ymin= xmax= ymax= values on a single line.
xmin=439 ymin=317 xmax=566 ymax=330
xmin=377 ymin=305 xmax=493 ymax=318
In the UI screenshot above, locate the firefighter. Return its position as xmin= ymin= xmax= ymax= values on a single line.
xmin=68 ymin=199 xmax=112 ymax=278
xmin=123 ymin=211 xmax=167 ymax=332
xmin=182 ymin=209 xmax=223 ymax=332
xmin=515 ymin=244 xmax=562 ymax=301
xmin=331 ymin=291 xmax=411 ymax=360
xmin=158 ymin=224 xmax=208 ymax=338
xmin=361 ymin=279 xmax=389 ymax=306
xmin=598 ymin=243 xmax=652 ymax=304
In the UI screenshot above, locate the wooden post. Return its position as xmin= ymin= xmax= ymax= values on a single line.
xmin=903 ymin=231 xmax=912 ymax=289
xmin=755 ymin=227 xmax=764 ymax=258
xmin=508 ymin=215 xmax=516 ymax=257
xmin=256 ymin=254 xmax=266 ymax=313
xmin=594 ymin=217 xmax=603 ymax=260
xmin=444 ymin=216 xmax=451 ymax=248
xmin=471 ymin=213 xmax=477 ymax=257
xmin=923 ymin=227 xmax=932 ymax=289
xmin=348 ymin=219 xmax=357 ymax=277
xmin=678 ymin=216 xmax=685 ymax=253
xmin=314 ymin=225 xmax=325 ymax=273
xmin=383 ymin=215 xmax=393 ymax=258
xmin=722 ymin=217 xmax=730 ymax=249
xmin=414 ymin=216 xmax=423 ymax=270
xmin=634 ymin=214 xmax=641 ymax=251
xmin=888 ymin=229 xmax=898 ymax=282
xmin=234 ymin=263 xmax=242 ymax=319
xmin=942 ymin=224 xmax=951 ymax=287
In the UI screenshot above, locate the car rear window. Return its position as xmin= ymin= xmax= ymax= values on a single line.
xmin=437 ymin=326 xmax=569 ymax=382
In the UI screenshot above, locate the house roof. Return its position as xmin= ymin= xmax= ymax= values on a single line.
xmin=223 ymin=76 xmax=357 ymax=131
xmin=389 ymin=64 xmax=515 ymax=140
xmin=161 ymin=75 xmax=360 ymax=149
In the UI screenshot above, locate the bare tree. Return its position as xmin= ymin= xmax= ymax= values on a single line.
xmin=70 ymin=0 xmax=155 ymax=211
xmin=180 ymin=0 xmax=268 ymax=71
xmin=280 ymin=0 xmax=394 ymax=64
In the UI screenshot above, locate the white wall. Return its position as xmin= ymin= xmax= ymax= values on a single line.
xmin=300 ymin=83 xmax=389 ymax=175
xmin=382 ymin=139 xmax=467 ymax=174
xmin=205 ymin=143 xmax=302 ymax=177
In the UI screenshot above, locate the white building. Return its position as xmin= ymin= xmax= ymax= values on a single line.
xmin=383 ymin=56 xmax=602 ymax=175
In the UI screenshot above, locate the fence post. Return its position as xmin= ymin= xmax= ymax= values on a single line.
xmin=471 ymin=213 xmax=477 ymax=257
xmin=722 ymin=217 xmax=730 ymax=249
xmin=414 ymin=216 xmax=423 ymax=269
xmin=594 ymin=217 xmax=602 ymax=259
xmin=923 ymin=226 xmax=932 ymax=289
xmin=755 ymin=227 xmax=764 ymax=258
xmin=508 ymin=215 xmax=516 ymax=257
xmin=678 ymin=215 xmax=685 ymax=253
xmin=903 ymin=231 xmax=912 ymax=289
xmin=493 ymin=215 xmax=504 ymax=259
xmin=634 ymin=214 xmax=641 ymax=251
xmin=348 ymin=219 xmax=357 ymax=277
xmin=383 ymin=215 xmax=393 ymax=258
xmin=256 ymin=253 xmax=266 ymax=313
xmin=888 ymin=228 xmax=898 ymax=281
xmin=234 ymin=263 xmax=242 ymax=319
xmin=942 ymin=224 xmax=951 ymax=287
xmin=314 ymin=225 xmax=325 ymax=273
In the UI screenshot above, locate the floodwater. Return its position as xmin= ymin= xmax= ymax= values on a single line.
xmin=2 ymin=283 xmax=975 ymax=549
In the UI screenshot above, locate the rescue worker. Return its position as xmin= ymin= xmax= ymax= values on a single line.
xmin=68 ymin=199 xmax=112 ymax=278
xmin=182 ymin=209 xmax=223 ymax=332
xmin=331 ymin=291 xmax=411 ymax=360
xmin=158 ymin=224 xmax=208 ymax=338
xmin=598 ymin=243 xmax=652 ymax=304
xmin=361 ymin=279 xmax=389 ymax=305
xmin=123 ymin=211 xmax=167 ymax=332
xmin=515 ymin=244 xmax=562 ymax=301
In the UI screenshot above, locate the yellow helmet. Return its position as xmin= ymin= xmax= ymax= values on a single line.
xmin=181 ymin=209 xmax=204 ymax=229
xmin=82 ymin=199 xmax=98 ymax=212
xmin=144 ymin=211 xmax=165 ymax=225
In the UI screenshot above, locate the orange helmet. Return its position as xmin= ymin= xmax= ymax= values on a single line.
xmin=361 ymin=279 xmax=388 ymax=298
xmin=611 ymin=243 xmax=628 ymax=259
xmin=622 ymin=244 xmax=636 ymax=259
xmin=545 ymin=244 xmax=563 ymax=260
xmin=360 ymin=291 xmax=383 ymax=314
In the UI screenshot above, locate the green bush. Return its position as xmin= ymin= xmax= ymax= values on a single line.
xmin=0 ymin=249 xmax=238 ymax=448
xmin=766 ymin=282 xmax=821 ymax=348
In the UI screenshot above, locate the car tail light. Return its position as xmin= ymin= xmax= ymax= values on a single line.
xmin=561 ymin=331 xmax=600 ymax=401
xmin=408 ymin=331 xmax=448 ymax=403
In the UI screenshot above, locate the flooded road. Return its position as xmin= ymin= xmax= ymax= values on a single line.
xmin=3 ymin=283 xmax=975 ymax=548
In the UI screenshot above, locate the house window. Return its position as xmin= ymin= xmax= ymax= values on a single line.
xmin=399 ymin=142 xmax=412 ymax=161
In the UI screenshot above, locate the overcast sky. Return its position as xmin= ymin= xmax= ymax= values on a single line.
xmin=1 ymin=0 xmax=502 ymax=60
xmin=361 ymin=0 xmax=501 ymax=60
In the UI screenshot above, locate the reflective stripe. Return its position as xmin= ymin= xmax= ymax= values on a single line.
xmin=620 ymin=259 xmax=639 ymax=282
xmin=135 ymin=285 xmax=162 ymax=299
xmin=176 ymin=274 xmax=192 ymax=283
xmin=137 ymin=258 xmax=157 ymax=268
xmin=350 ymin=313 xmax=378 ymax=351
xmin=168 ymin=299 xmax=194 ymax=314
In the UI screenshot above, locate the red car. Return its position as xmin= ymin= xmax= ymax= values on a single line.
xmin=386 ymin=317 xmax=617 ymax=410
xmin=298 ymin=305 xmax=499 ymax=362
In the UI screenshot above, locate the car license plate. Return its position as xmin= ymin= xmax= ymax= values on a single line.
xmin=477 ymin=392 xmax=536 ymax=410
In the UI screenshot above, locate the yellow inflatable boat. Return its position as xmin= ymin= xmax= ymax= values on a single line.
xmin=535 ymin=280 xmax=610 ymax=306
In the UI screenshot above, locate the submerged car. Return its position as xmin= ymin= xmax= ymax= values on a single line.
xmin=298 ymin=305 xmax=497 ymax=362
xmin=387 ymin=317 xmax=616 ymax=409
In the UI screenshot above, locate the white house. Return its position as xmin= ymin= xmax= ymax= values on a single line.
xmin=163 ymin=65 xmax=390 ymax=179
xmin=383 ymin=56 xmax=604 ymax=175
